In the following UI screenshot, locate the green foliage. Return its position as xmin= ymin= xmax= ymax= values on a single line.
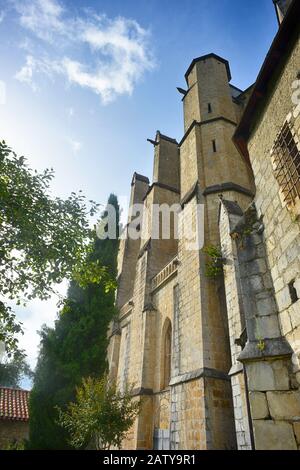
xmin=0 ymin=140 xmax=107 ymax=355
xmin=203 ymin=245 xmax=224 ymax=278
xmin=230 ymin=204 xmax=257 ymax=249
xmin=28 ymin=195 xmax=120 ymax=450
xmin=58 ymin=375 xmax=140 ymax=450
xmin=3 ymin=439 xmax=26 ymax=450
xmin=0 ymin=351 xmax=32 ymax=388
xmin=0 ymin=303 xmax=23 ymax=359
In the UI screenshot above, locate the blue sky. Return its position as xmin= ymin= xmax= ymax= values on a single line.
xmin=0 ymin=0 xmax=278 ymax=384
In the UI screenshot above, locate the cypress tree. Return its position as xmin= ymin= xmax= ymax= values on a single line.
xmin=29 ymin=194 xmax=120 ymax=449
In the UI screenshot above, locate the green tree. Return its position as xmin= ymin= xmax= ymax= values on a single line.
xmin=0 ymin=140 xmax=110 ymax=357
xmin=0 ymin=352 xmax=32 ymax=388
xmin=29 ymin=195 xmax=120 ymax=449
xmin=58 ymin=375 xmax=140 ymax=450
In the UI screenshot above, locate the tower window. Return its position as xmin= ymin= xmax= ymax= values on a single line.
xmin=271 ymin=121 xmax=300 ymax=209
xmin=208 ymin=103 xmax=212 ymax=113
xmin=212 ymin=140 xmax=217 ymax=153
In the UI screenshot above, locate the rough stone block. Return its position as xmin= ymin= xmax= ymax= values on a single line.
xmin=267 ymin=391 xmax=300 ymax=420
xmin=253 ymin=420 xmax=297 ymax=450
xmin=272 ymin=360 xmax=290 ymax=390
xmin=257 ymin=296 xmax=277 ymax=316
xmin=276 ymin=286 xmax=292 ymax=312
xmin=293 ymin=422 xmax=300 ymax=445
xmin=249 ymin=275 xmax=264 ymax=293
xmin=294 ymin=279 xmax=300 ymax=300
xmin=249 ymin=392 xmax=269 ymax=419
xmin=247 ymin=361 xmax=276 ymax=391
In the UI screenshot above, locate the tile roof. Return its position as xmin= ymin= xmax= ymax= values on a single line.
xmin=0 ymin=387 xmax=30 ymax=422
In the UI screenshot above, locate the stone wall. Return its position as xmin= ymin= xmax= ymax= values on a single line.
xmin=219 ymin=200 xmax=252 ymax=449
xmin=247 ymin=37 xmax=300 ymax=364
xmin=219 ymin=198 xmax=300 ymax=450
xmin=0 ymin=420 xmax=29 ymax=449
xmin=245 ymin=33 xmax=300 ymax=450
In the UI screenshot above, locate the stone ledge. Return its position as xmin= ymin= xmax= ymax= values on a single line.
xmin=180 ymin=181 xmax=199 ymax=208
xmin=143 ymin=182 xmax=180 ymax=201
xmin=203 ymin=182 xmax=254 ymax=198
xmin=228 ymin=363 xmax=244 ymax=376
xmin=238 ymin=337 xmax=293 ymax=363
xmin=169 ymin=367 xmax=230 ymax=386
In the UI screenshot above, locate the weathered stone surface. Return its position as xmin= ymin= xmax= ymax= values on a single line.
xmin=293 ymin=422 xmax=300 ymax=445
xmin=267 ymin=391 xmax=300 ymax=420
xmin=277 ymin=286 xmax=292 ymax=312
xmin=271 ymin=359 xmax=290 ymax=391
xmin=249 ymin=392 xmax=269 ymax=419
xmin=253 ymin=420 xmax=297 ymax=450
xmin=294 ymin=279 xmax=300 ymax=300
xmin=246 ymin=361 xmax=276 ymax=391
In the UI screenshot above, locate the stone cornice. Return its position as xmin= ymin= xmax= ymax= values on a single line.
xmin=143 ymin=182 xmax=180 ymax=201
xmin=179 ymin=116 xmax=237 ymax=147
xmin=203 ymin=182 xmax=254 ymax=198
xmin=169 ymin=367 xmax=230 ymax=386
xmin=180 ymin=181 xmax=199 ymax=208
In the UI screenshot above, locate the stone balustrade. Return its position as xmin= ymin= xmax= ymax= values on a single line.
xmin=151 ymin=257 xmax=179 ymax=292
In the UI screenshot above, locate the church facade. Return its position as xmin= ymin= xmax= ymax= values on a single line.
xmin=107 ymin=0 xmax=300 ymax=450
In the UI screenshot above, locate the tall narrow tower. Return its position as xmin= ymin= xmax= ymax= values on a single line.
xmin=170 ymin=53 xmax=255 ymax=449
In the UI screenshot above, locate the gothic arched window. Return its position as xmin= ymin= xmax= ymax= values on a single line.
xmin=161 ymin=319 xmax=172 ymax=390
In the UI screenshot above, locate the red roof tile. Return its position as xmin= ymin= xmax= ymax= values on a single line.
xmin=0 ymin=387 xmax=30 ymax=422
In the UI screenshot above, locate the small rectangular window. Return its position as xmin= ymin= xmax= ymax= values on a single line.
xmin=212 ymin=140 xmax=217 ymax=153
xmin=271 ymin=122 xmax=300 ymax=209
xmin=208 ymin=103 xmax=212 ymax=113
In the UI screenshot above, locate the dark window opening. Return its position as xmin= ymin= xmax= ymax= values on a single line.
xmin=208 ymin=103 xmax=212 ymax=113
xmin=272 ymin=122 xmax=300 ymax=207
xmin=212 ymin=140 xmax=217 ymax=153
xmin=289 ymin=280 xmax=299 ymax=304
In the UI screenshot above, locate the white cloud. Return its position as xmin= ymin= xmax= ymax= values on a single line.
xmin=14 ymin=55 xmax=39 ymax=91
xmin=13 ymin=0 xmax=155 ymax=103
xmin=67 ymin=136 xmax=82 ymax=153
xmin=14 ymin=0 xmax=65 ymax=43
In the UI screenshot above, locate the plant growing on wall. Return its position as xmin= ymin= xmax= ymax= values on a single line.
xmin=203 ymin=245 xmax=225 ymax=278
xmin=230 ymin=203 xmax=260 ymax=249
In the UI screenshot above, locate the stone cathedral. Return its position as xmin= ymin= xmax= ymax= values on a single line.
xmin=107 ymin=0 xmax=300 ymax=450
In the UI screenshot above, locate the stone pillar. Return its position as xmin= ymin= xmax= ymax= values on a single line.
xmin=120 ymin=133 xmax=180 ymax=449
xmin=222 ymin=199 xmax=300 ymax=450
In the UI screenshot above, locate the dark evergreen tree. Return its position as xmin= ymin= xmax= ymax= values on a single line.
xmin=29 ymin=194 xmax=120 ymax=449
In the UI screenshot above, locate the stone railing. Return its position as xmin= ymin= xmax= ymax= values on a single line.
xmin=151 ymin=256 xmax=179 ymax=292
xmin=119 ymin=298 xmax=134 ymax=320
